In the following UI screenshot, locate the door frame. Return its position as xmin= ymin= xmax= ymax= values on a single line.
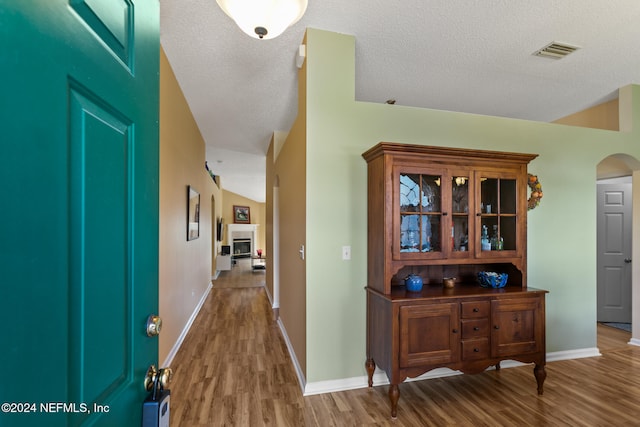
xmin=597 ymin=154 xmax=640 ymax=344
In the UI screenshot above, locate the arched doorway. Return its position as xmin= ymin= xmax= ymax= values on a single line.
xmin=596 ymin=154 xmax=640 ymax=341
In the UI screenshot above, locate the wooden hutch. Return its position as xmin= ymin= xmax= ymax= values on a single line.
xmin=362 ymin=143 xmax=547 ymax=418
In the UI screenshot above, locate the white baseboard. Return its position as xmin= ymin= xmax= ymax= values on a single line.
xmin=302 ymin=347 xmax=601 ymax=396
xmin=264 ymin=284 xmax=274 ymax=308
xmin=629 ymin=337 xmax=640 ymax=347
xmin=277 ymin=318 xmax=306 ymax=394
xmin=548 ymin=347 xmax=601 ymax=361
xmin=161 ymin=281 xmax=212 ymax=368
xmin=303 ymin=367 xmax=461 ymax=396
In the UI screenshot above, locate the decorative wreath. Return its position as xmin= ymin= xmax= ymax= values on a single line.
xmin=527 ymin=174 xmax=543 ymax=210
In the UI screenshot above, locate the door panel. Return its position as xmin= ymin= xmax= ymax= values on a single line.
xmin=70 ymin=0 xmax=133 ymax=68
xmin=68 ymin=84 xmax=135 ymax=421
xmin=0 ymin=1 xmax=159 ymax=426
xmin=597 ymin=184 xmax=632 ymax=323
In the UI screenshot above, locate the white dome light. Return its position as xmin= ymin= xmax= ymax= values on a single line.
xmin=216 ymin=0 xmax=308 ymax=40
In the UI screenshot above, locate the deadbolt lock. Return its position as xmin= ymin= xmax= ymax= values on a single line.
xmin=146 ymin=314 xmax=162 ymax=337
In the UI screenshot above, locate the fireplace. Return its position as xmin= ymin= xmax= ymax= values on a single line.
xmin=233 ymin=238 xmax=251 ymax=258
xmin=226 ymin=223 xmax=258 ymax=260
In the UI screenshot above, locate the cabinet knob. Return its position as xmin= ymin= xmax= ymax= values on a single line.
xmin=473 ymin=308 xmax=479 ymax=312
xmin=442 ymin=212 xmax=448 ymax=216
xmin=494 ymin=325 xmax=500 ymax=330
xmin=474 ymin=348 xmax=480 ymax=352
xmin=473 ymin=326 xmax=480 ymax=331
xmin=476 ymin=213 xmax=482 ymax=217
xmin=452 ymin=329 xmax=458 ymax=334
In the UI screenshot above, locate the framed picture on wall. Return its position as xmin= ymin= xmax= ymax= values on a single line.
xmin=233 ymin=205 xmax=250 ymax=224
xmin=187 ymin=185 xmax=200 ymax=240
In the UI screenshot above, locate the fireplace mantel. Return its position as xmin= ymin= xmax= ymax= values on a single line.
xmin=227 ymin=223 xmax=258 ymax=241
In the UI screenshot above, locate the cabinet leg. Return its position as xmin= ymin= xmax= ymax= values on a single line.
xmin=534 ymin=364 xmax=546 ymax=395
xmin=495 ymin=361 xmax=501 ymax=371
xmin=388 ymin=384 xmax=399 ymax=419
xmin=365 ymin=358 xmax=375 ymax=387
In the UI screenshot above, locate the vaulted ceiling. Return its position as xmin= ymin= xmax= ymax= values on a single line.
xmin=160 ymin=1 xmax=640 ymax=202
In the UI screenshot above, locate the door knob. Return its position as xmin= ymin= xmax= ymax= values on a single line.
xmin=144 ymin=365 xmax=158 ymax=391
xmin=144 ymin=365 xmax=173 ymax=391
xmin=157 ymin=368 xmax=173 ymax=389
xmin=146 ymin=314 xmax=162 ymax=337
xmin=625 ymin=258 xmax=632 ymax=263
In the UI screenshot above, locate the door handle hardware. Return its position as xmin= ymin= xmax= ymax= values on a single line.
xmin=145 ymin=365 xmax=173 ymax=391
xmin=144 ymin=365 xmax=158 ymax=392
xmin=144 ymin=365 xmax=173 ymax=400
xmin=625 ymin=258 xmax=632 ymax=263
xmin=157 ymin=368 xmax=173 ymax=390
xmin=146 ymin=314 xmax=163 ymax=337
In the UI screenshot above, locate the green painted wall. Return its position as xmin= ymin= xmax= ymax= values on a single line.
xmin=303 ymin=28 xmax=640 ymax=383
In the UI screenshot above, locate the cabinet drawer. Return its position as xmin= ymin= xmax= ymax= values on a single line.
xmin=461 ymin=318 xmax=489 ymax=339
xmin=461 ymin=338 xmax=489 ymax=360
xmin=461 ymin=301 xmax=490 ymax=318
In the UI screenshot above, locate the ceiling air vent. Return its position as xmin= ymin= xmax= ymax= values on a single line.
xmin=533 ymin=42 xmax=580 ymax=59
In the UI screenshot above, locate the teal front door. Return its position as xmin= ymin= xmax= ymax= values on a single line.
xmin=1 ymin=1 xmax=160 ymax=426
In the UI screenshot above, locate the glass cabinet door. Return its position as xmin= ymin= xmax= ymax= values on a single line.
xmin=451 ymin=175 xmax=470 ymax=253
xmin=478 ymin=176 xmax=517 ymax=253
xmin=399 ymin=173 xmax=442 ymax=254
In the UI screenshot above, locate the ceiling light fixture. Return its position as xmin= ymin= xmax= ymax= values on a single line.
xmin=216 ymin=0 xmax=308 ymax=40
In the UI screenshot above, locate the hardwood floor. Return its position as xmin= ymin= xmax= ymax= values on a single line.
xmin=169 ymin=264 xmax=640 ymax=426
xmin=212 ymin=257 xmax=266 ymax=289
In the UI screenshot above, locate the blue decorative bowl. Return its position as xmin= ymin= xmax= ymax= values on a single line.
xmin=477 ymin=272 xmax=508 ymax=288
xmin=404 ymin=274 xmax=424 ymax=292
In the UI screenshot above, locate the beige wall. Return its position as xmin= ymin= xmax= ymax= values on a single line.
xmin=265 ymin=136 xmax=275 ymax=304
xmin=159 ymin=48 xmax=223 ymax=364
xmin=273 ymin=127 xmax=307 ymax=376
xmin=269 ymin=32 xmax=308 ymax=376
xmin=554 ymin=98 xmax=619 ymax=130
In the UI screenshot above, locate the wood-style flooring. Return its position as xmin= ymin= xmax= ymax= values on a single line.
xmin=169 ymin=260 xmax=640 ymax=426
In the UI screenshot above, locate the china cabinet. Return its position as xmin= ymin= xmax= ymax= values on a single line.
xmin=362 ymin=143 xmax=547 ymax=418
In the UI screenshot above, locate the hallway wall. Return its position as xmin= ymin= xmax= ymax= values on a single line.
xmin=159 ymin=47 xmax=222 ymax=364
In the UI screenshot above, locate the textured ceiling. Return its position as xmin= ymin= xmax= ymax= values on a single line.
xmin=160 ymin=1 xmax=640 ymax=202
